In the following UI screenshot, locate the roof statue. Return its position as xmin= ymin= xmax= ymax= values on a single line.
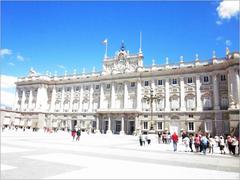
xmin=28 ymin=67 xmax=37 ymax=77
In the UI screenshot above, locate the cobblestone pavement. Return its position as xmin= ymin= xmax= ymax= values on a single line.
xmin=1 ymin=130 xmax=240 ymax=179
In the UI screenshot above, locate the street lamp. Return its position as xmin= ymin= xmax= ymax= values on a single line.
xmin=143 ymin=88 xmax=161 ymax=134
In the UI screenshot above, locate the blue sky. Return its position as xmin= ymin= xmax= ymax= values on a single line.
xmin=0 ymin=0 xmax=239 ymax=78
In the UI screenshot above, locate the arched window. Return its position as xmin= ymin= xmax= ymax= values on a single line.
xmin=115 ymin=95 xmax=123 ymax=109
xmin=170 ymin=96 xmax=179 ymax=110
xmin=142 ymin=99 xmax=150 ymax=111
xmin=82 ymin=99 xmax=89 ymax=112
xmin=202 ymin=96 xmax=212 ymax=110
xmin=63 ymin=100 xmax=70 ymax=112
xmin=72 ymin=100 xmax=79 ymax=112
xmin=92 ymin=99 xmax=99 ymax=111
xmin=186 ymin=95 xmax=195 ymax=111
xmin=221 ymin=96 xmax=228 ymax=110
xmin=55 ymin=101 xmax=61 ymax=112
xmin=156 ymin=98 xmax=164 ymax=110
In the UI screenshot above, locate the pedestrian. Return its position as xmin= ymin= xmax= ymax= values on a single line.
xmin=201 ymin=134 xmax=209 ymax=155
xmin=139 ymin=133 xmax=143 ymax=146
xmin=219 ymin=136 xmax=226 ymax=154
xmin=194 ymin=134 xmax=200 ymax=152
xmin=71 ymin=129 xmax=76 ymax=141
xmin=157 ymin=131 xmax=161 ymax=144
xmin=145 ymin=134 xmax=151 ymax=145
xmin=167 ymin=132 xmax=171 ymax=144
xmin=208 ymin=135 xmax=215 ymax=154
xmin=76 ymin=129 xmax=81 ymax=141
xmin=162 ymin=132 xmax=167 ymax=144
xmin=183 ymin=135 xmax=190 ymax=152
xmin=227 ymin=135 xmax=233 ymax=154
xmin=189 ymin=134 xmax=194 ymax=152
xmin=231 ymin=136 xmax=238 ymax=155
xmin=171 ymin=132 xmax=178 ymax=152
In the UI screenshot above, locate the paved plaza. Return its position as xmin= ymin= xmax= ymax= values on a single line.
xmin=1 ymin=130 xmax=240 ymax=179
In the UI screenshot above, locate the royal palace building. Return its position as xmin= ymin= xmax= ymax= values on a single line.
xmin=1 ymin=44 xmax=240 ymax=136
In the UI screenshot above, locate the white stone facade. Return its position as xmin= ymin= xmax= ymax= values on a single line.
xmin=1 ymin=46 xmax=240 ymax=136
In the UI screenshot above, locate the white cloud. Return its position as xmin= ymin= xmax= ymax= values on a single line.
xmin=217 ymin=0 xmax=240 ymax=19
xmin=0 ymin=75 xmax=17 ymax=108
xmin=57 ymin=64 xmax=66 ymax=69
xmin=1 ymin=75 xmax=17 ymax=89
xmin=225 ymin=40 xmax=232 ymax=46
xmin=216 ymin=20 xmax=223 ymax=25
xmin=17 ymin=55 xmax=24 ymax=61
xmin=8 ymin=62 xmax=15 ymax=66
xmin=0 ymin=49 xmax=12 ymax=57
xmin=0 ymin=90 xmax=15 ymax=108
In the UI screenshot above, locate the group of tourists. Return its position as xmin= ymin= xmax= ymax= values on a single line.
xmin=139 ymin=130 xmax=239 ymax=156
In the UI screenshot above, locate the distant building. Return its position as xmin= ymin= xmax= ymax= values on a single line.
xmin=1 ymin=44 xmax=239 ymax=136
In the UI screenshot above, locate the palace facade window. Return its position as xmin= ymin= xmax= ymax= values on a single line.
xmin=221 ymin=74 xmax=226 ymax=81
xmin=144 ymin=81 xmax=149 ymax=86
xmin=158 ymin=80 xmax=163 ymax=86
xmin=157 ymin=122 xmax=163 ymax=130
xmin=188 ymin=122 xmax=194 ymax=131
xmin=172 ymin=79 xmax=177 ymax=85
xmin=187 ymin=77 xmax=193 ymax=83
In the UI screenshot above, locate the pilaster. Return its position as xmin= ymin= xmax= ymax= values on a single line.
xmin=124 ymin=81 xmax=128 ymax=108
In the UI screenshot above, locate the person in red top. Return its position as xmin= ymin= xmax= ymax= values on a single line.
xmin=171 ymin=132 xmax=179 ymax=152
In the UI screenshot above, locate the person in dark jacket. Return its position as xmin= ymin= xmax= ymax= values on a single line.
xmin=76 ymin=129 xmax=81 ymax=141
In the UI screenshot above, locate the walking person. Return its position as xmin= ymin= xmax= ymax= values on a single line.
xmin=157 ymin=131 xmax=161 ymax=144
xmin=76 ymin=129 xmax=81 ymax=141
xmin=194 ymin=134 xmax=200 ymax=152
xmin=231 ymin=136 xmax=238 ymax=155
xmin=189 ymin=134 xmax=194 ymax=152
xmin=139 ymin=133 xmax=143 ymax=146
xmin=71 ymin=129 xmax=76 ymax=141
xmin=227 ymin=135 xmax=233 ymax=154
xmin=201 ymin=134 xmax=209 ymax=155
xmin=171 ymin=132 xmax=179 ymax=152
xmin=208 ymin=135 xmax=215 ymax=154
xmin=219 ymin=136 xmax=226 ymax=154
xmin=183 ymin=135 xmax=190 ymax=152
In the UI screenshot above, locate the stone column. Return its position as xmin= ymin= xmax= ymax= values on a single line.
xmin=21 ymin=89 xmax=26 ymax=111
xmin=228 ymin=69 xmax=235 ymax=109
xmin=36 ymin=85 xmax=48 ymax=111
xmin=61 ymin=87 xmax=65 ymax=112
xmin=100 ymin=84 xmax=104 ymax=109
xmin=137 ymin=79 xmax=142 ymax=110
xmin=89 ymin=84 xmax=93 ymax=112
xmin=151 ymin=80 xmax=156 ymax=111
xmin=196 ymin=75 xmax=202 ymax=111
xmin=111 ymin=82 xmax=115 ymax=109
xmin=50 ymin=86 xmax=56 ymax=112
xmin=180 ymin=77 xmax=186 ymax=111
xmin=235 ymin=69 xmax=240 ymax=108
xmin=69 ymin=87 xmax=74 ymax=112
xmin=79 ymin=86 xmax=83 ymax=112
xmin=95 ymin=115 xmax=100 ymax=133
xmin=14 ymin=88 xmax=19 ymax=110
xmin=120 ymin=115 xmax=125 ymax=135
xmin=124 ymin=82 xmax=128 ymax=108
xmin=28 ymin=88 xmax=33 ymax=111
xmin=135 ymin=116 xmax=139 ymax=135
xmin=165 ymin=78 xmax=170 ymax=111
xmin=107 ymin=114 xmax=112 ymax=134
xmin=213 ymin=74 xmax=220 ymax=110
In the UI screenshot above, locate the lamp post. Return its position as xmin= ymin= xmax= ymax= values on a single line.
xmin=143 ymin=88 xmax=161 ymax=134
